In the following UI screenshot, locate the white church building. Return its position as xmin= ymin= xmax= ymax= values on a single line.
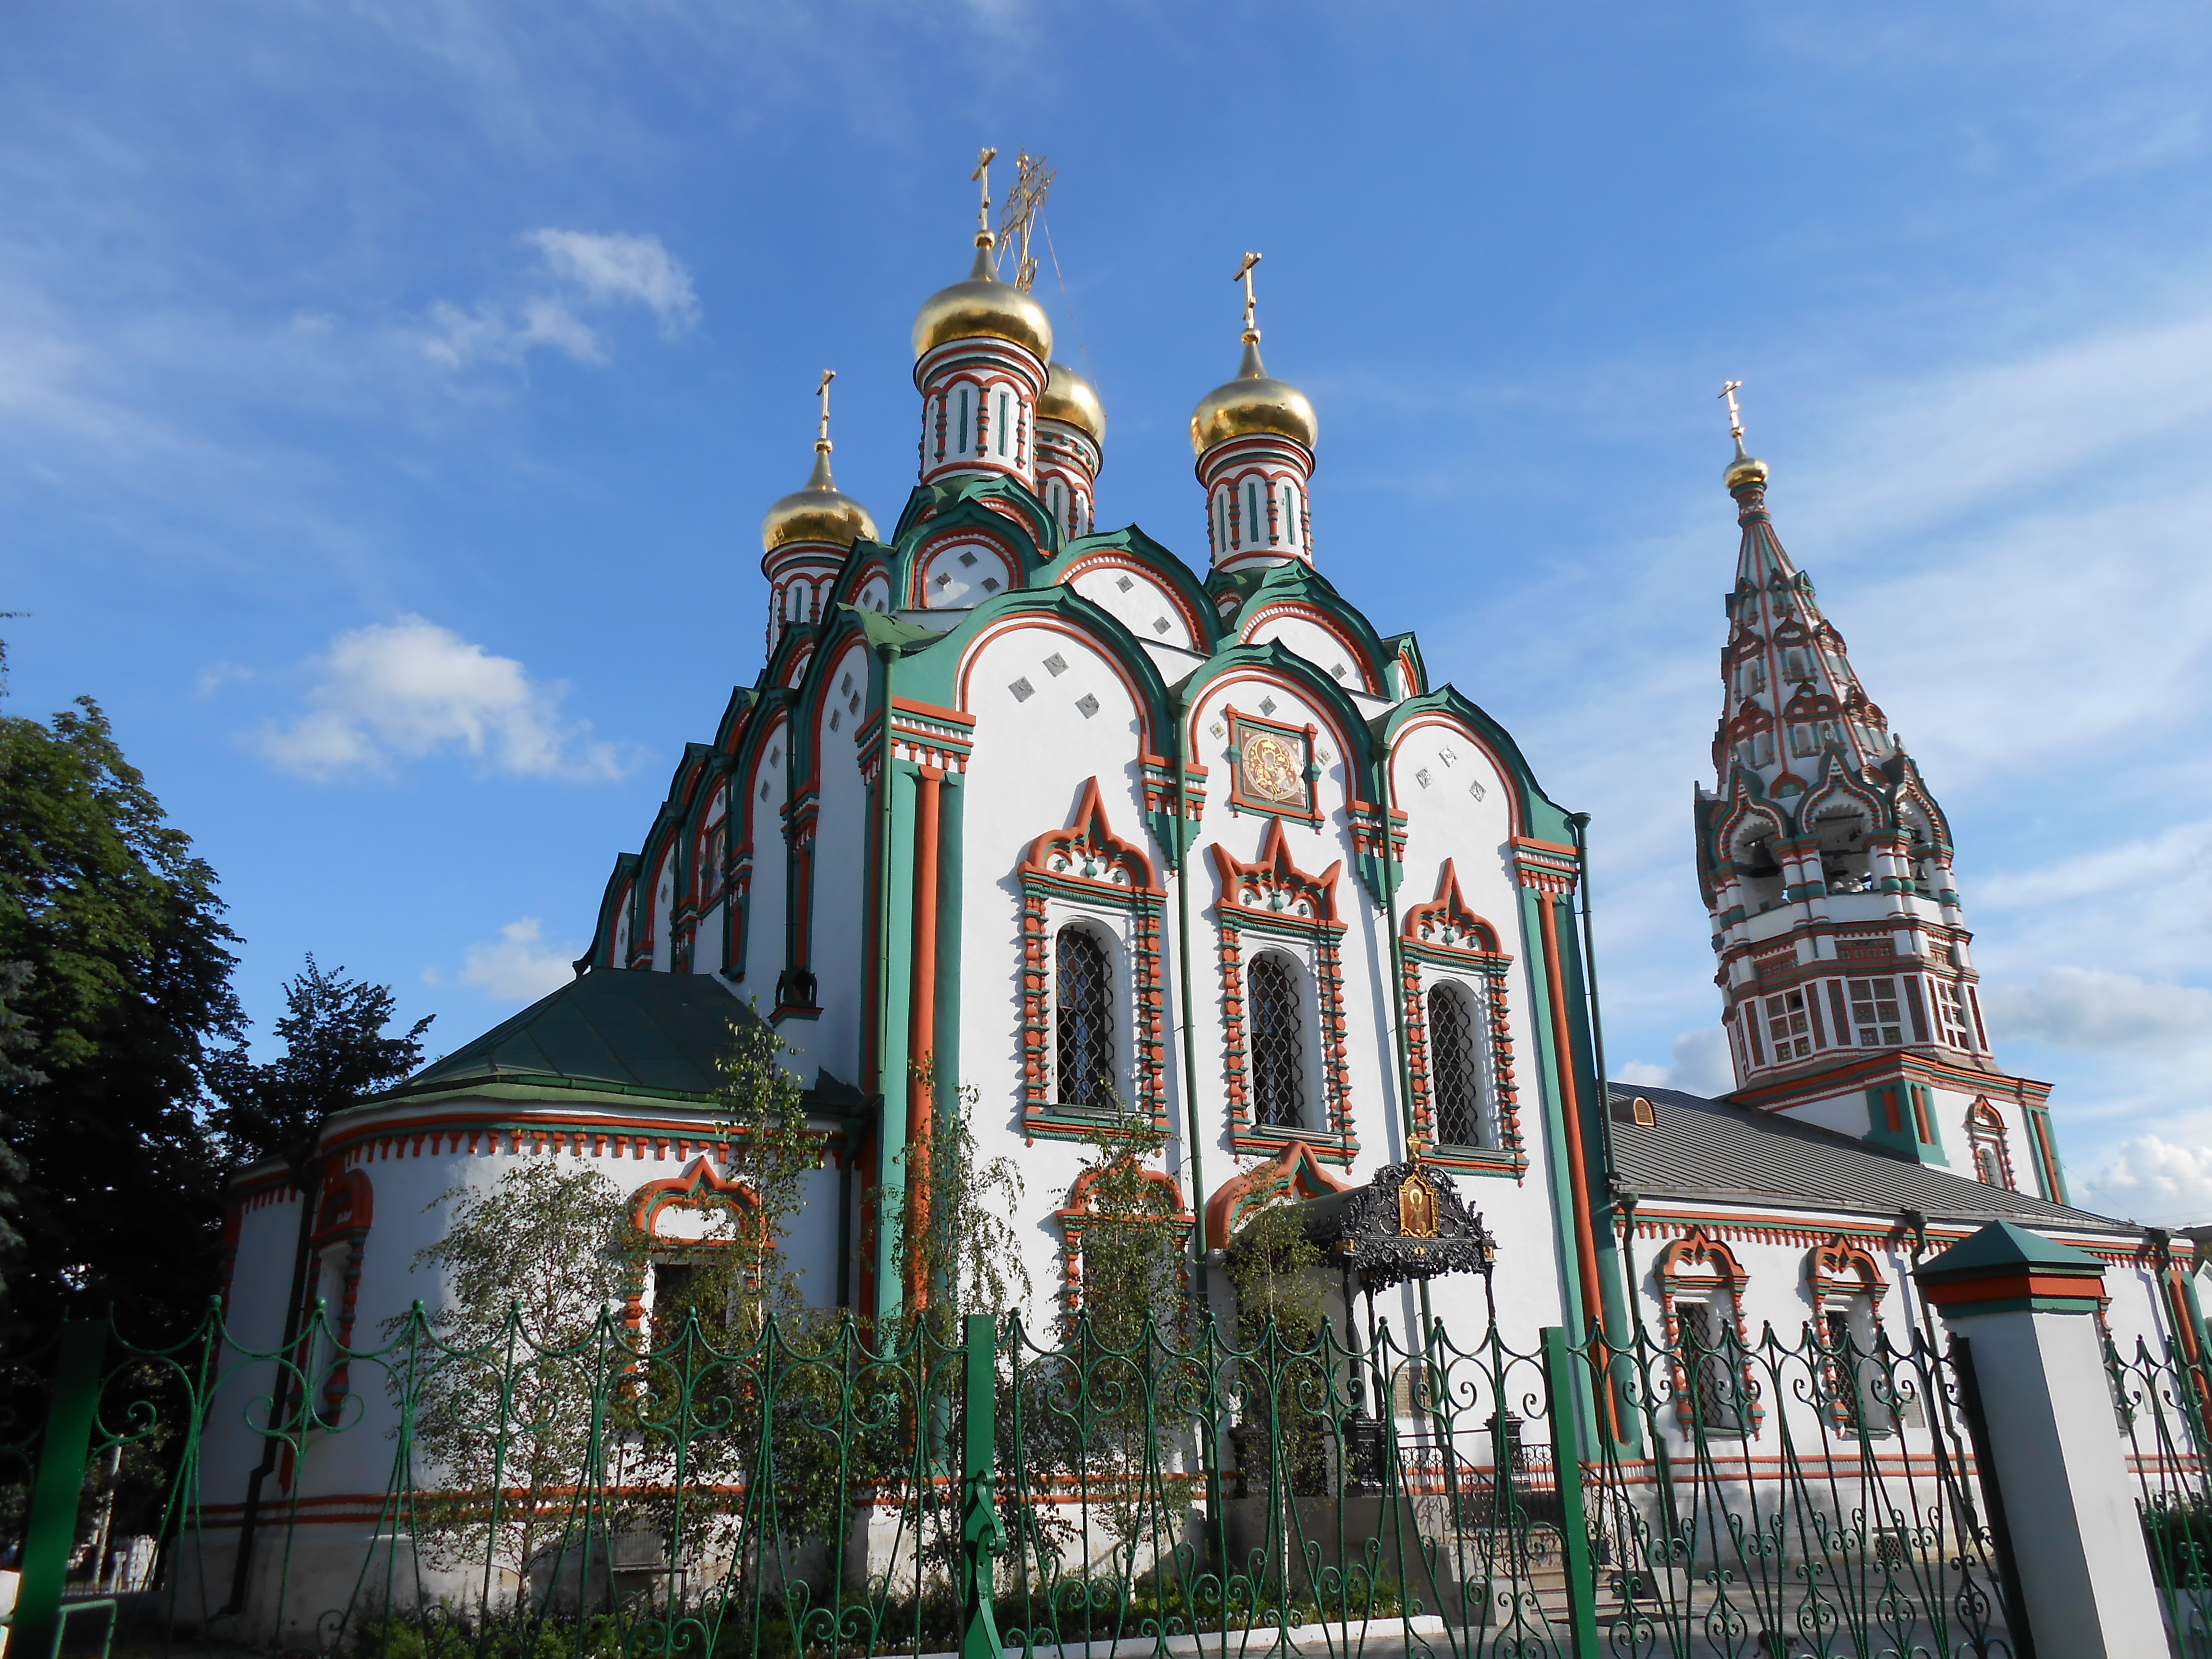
xmin=215 ymin=189 xmax=2201 ymax=1552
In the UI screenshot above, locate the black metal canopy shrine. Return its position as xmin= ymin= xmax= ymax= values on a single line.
xmin=1287 ymin=1158 xmax=1497 ymax=1289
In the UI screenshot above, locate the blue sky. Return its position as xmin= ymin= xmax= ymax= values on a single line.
xmin=9 ymin=1 xmax=2212 ymax=1218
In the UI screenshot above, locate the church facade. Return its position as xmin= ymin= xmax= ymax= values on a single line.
xmin=218 ymin=194 xmax=2200 ymax=1501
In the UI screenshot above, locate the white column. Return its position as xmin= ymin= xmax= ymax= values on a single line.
xmin=1919 ymin=1224 xmax=2164 ymax=1659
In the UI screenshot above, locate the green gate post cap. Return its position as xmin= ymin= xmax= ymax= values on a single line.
xmin=1916 ymin=1220 xmax=2106 ymax=1313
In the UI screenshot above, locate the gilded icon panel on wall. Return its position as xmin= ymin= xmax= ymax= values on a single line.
xmin=1232 ymin=715 xmax=1310 ymax=814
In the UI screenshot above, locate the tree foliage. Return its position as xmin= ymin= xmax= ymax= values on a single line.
xmin=0 ymin=690 xmax=242 ymax=1331
xmin=394 ymin=1160 xmax=639 ymax=1579
xmin=1063 ymin=1106 xmax=1187 ymax=1351
xmin=207 ymin=955 xmax=433 ymax=1174
xmin=885 ymin=1064 xmax=1032 ymax=1338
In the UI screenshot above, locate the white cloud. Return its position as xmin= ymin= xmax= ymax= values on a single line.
xmin=1615 ymin=1025 xmax=1734 ymax=1098
xmin=419 ymin=229 xmax=696 ymax=368
xmin=453 ymin=917 xmax=578 ymax=1003
xmin=527 ymin=231 xmax=697 ymax=334
xmin=1984 ymin=966 xmax=2212 ymax=1054
xmin=253 ymin=615 xmax=627 ymax=781
xmin=2076 ymin=1134 xmax=2212 ymax=1224
xmin=422 ymin=296 xmax=604 ymax=368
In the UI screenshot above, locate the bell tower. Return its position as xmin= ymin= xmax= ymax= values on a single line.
xmin=1691 ymin=386 xmax=2069 ymax=1202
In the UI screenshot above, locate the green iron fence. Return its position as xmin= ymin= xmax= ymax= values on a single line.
xmin=1 ymin=1299 xmax=2032 ymax=1659
xmin=2109 ymin=1330 xmax=2212 ymax=1658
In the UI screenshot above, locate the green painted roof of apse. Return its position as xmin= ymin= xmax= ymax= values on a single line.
xmin=383 ymin=968 xmax=811 ymax=1107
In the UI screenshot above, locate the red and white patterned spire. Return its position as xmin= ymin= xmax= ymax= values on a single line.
xmin=1711 ymin=385 xmax=1893 ymax=803
xmin=1696 ymin=387 xmax=1999 ymax=1120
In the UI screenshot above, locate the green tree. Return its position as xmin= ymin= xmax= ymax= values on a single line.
xmin=0 ymin=692 xmax=242 ymax=1333
xmin=1223 ymin=1185 xmax=1330 ymax=1538
xmin=0 ymin=960 xmax=46 ymax=1291
xmin=887 ymin=1064 xmax=1032 ymax=1338
xmin=395 ymin=1161 xmax=639 ymax=1587
xmin=1063 ymin=1106 xmax=1187 ymax=1352
xmin=206 ymin=955 xmax=432 ymax=1173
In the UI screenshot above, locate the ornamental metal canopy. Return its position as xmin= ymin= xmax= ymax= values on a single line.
xmin=1287 ymin=1159 xmax=1496 ymax=1289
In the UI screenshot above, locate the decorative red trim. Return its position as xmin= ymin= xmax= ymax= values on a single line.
xmin=1210 ymin=817 xmax=1343 ymax=927
xmin=1397 ymin=863 xmax=1524 ymax=1172
xmin=1056 ymin=1163 xmax=1193 ymax=1308
xmin=1204 ymin=1140 xmax=1349 ymax=1246
xmin=1401 ymin=859 xmax=1501 ymax=953
xmin=956 ymin=616 xmax=1160 ymax=756
xmin=627 ymin=1156 xmax=763 ymax=1236
xmin=1209 ymin=822 xmax=1356 ymax=1163
xmin=1236 ymin=600 xmax=1383 ymax=695
xmin=1017 ymin=781 xmax=1170 ymax=1141
xmin=1651 ymin=1226 xmax=1766 ymax=1432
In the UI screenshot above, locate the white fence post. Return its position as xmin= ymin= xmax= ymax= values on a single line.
xmin=1917 ymin=1219 xmax=2164 ymax=1659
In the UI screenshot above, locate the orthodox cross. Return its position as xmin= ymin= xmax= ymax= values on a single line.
xmin=973 ymin=146 xmax=998 ymax=237
xmin=815 ymin=369 xmax=835 ymax=447
xmin=1233 ymin=250 xmax=1263 ymax=332
xmin=1719 ymin=379 xmax=1746 ymax=444
xmin=997 ymin=149 xmax=1054 ymax=291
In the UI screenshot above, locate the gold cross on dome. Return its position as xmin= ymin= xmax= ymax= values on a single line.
xmin=815 ymin=369 xmax=835 ymax=446
xmin=973 ymin=146 xmax=998 ymax=234
xmin=1719 ymin=379 xmax=1746 ymax=443
xmin=1233 ymin=250 xmax=1263 ymax=332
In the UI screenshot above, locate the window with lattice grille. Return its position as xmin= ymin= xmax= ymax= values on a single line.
xmin=1848 ymin=977 xmax=1903 ymax=1046
xmin=1764 ymin=988 xmax=1814 ymax=1061
xmin=1247 ymin=954 xmax=1307 ymax=1129
xmin=1933 ymin=979 xmax=1972 ymax=1049
xmin=1055 ymin=927 xmax=1116 ymax=1112
xmin=1427 ymin=982 xmax=1487 ymax=1146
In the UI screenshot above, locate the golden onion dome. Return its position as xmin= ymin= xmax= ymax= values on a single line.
xmin=1038 ymin=361 xmax=1106 ymax=444
xmin=1724 ymin=443 xmax=1770 ymax=492
xmin=1190 ymin=332 xmax=1317 ymax=457
xmin=761 ymin=444 xmax=877 ymax=555
xmin=911 ymin=237 xmax=1054 ymax=364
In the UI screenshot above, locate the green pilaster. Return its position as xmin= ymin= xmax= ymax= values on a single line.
xmin=1520 ymin=884 xmax=1594 ymax=1439
xmin=1547 ymin=884 xmax=1640 ymax=1451
xmin=2027 ymin=1103 xmax=2071 ymax=1205
xmin=873 ymin=760 xmax=918 ymax=1321
xmin=936 ymin=771 xmax=964 ymax=1115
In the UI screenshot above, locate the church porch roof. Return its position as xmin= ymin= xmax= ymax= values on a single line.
xmin=1608 ymin=1082 xmax=2136 ymax=1238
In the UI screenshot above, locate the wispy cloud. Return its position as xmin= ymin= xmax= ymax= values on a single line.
xmin=253 ymin=615 xmax=629 ymax=781
xmin=1985 ymin=966 xmax=2212 ymax=1055
xmin=2075 ymin=1133 xmax=2212 ymax=1225
xmin=528 ymin=230 xmax=697 ymax=334
xmin=425 ymin=917 xmax=580 ymax=1002
xmin=1614 ymin=1026 xmax=1733 ymax=1097
xmin=421 ymin=230 xmax=698 ymax=368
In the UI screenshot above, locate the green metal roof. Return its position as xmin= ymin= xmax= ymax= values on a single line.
xmin=381 ymin=968 xmax=817 ymax=1107
xmin=1916 ymin=1219 xmax=2107 ymax=1285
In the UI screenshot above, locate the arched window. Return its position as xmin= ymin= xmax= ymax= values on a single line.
xmin=1248 ymin=954 xmax=1306 ymax=1129
xmin=1427 ymin=982 xmax=1486 ymax=1146
xmin=1055 ymin=926 xmax=1116 ymax=1112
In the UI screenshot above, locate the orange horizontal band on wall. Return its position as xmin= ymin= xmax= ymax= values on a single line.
xmin=1922 ymin=1272 xmax=2104 ymax=1308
